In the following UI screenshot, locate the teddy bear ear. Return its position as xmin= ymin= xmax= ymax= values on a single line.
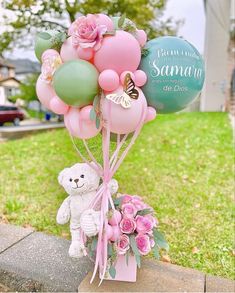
xmin=58 ymin=168 xmax=69 ymax=185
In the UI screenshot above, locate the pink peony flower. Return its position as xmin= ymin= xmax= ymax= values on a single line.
xmin=120 ymin=218 xmax=136 ymax=234
xmin=136 ymin=215 xmax=154 ymax=233
xmin=122 ymin=203 xmax=137 ymax=218
xmin=135 ymin=234 xmax=151 ymax=255
xmin=68 ymin=14 xmax=107 ymax=50
xmin=117 ymin=234 xmax=130 ymax=255
xmin=41 ymin=55 xmax=62 ymax=83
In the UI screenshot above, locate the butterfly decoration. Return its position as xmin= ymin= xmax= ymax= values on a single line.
xmin=106 ymin=73 xmax=139 ymax=109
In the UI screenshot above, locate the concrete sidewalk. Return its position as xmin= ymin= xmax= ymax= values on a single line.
xmin=0 ymin=224 xmax=234 ymax=292
xmin=0 ymin=122 xmax=64 ymax=141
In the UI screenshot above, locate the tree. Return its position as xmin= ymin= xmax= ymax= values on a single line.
xmin=10 ymin=73 xmax=39 ymax=103
xmin=0 ymin=0 xmax=181 ymax=55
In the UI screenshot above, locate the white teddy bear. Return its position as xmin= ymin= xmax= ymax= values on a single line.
xmin=56 ymin=162 xmax=118 ymax=258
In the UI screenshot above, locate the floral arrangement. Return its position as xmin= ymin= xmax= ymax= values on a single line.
xmin=86 ymin=194 xmax=168 ymax=279
xmin=34 ymin=11 xmax=204 ymax=284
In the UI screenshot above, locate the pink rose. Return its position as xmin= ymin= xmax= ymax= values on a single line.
xmin=150 ymin=238 xmax=155 ymax=248
xmin=122 ymin=203 xmax=137 ymax=218
xmin=120 ymin=218 xmax=136 ymax=234
xmin=145 ymin=214 xmax=158 ymax=227
xmin=131 ymin=198 xmax=147 ymax=211
xmin=68 ymin=14 xmax=107 ymax=50
xmin=135 ymin=234 xmax=151 ymax=255
xmin=121 ymin=194 xmax=132 ymax=204
xmin=117 ymin=234 xmax=130 ymax=255
xmin=136 ymin=215 xmax=154 ymax=233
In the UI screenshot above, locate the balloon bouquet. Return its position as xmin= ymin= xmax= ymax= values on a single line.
xmin=35 ymin=13 xmax=205 ymax=284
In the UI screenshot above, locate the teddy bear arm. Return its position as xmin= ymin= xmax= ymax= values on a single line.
xmin=56 ymin=197 xmax=71 ymax=225
xmin=80 ymin=209 xmax=101 ymax=237
xmin=108 ymin=179 xmax=119 ymax=195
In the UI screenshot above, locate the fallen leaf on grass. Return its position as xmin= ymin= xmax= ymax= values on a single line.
xmin=61 ymin=232 xmax=70 ymax=238
xmin=192 ymin=247 xmax=200 ymax=254
xmin=23 ymin=223 xmax=34 ymax=230
xmin=161 ymin=254 xmax=171 ymax=263
xmin=0 ymin=214 xmax=9 ymax=224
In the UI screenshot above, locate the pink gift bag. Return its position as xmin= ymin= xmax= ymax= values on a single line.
xmin=104 ymin=255 xmax=137 ymax=282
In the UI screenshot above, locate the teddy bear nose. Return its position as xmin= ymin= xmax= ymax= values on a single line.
xmin=74 ymin=178 xmax=79 ymax=183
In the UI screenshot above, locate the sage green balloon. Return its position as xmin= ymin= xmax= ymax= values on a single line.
xmin=53 ymin=60 xmax=99 ymax=107
xmin=34 ymin=30 xmax=60 ymax=62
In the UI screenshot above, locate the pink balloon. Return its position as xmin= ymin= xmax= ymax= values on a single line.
xmin=106 ymin=224 xmax=114 ymax=240
xmin=95 ymin=14 xmax=114 ymax=31
xmin=36 ymin=75 xmax=56 ymax=109
xmin=134 ymin=70 xmax=147 ymax=87
xmin=120 ymin=71 xmax=135 ymax=85
xmin=60 ymin=37 xmax=79 ymax=62
xmin=145 ymin=106 xmax=157 ymax=123
xmin=136 ymin=30 xmax=147 ymax=47
xmin=98 ymin=69 xmax=120 ymax=92
xmin=110 ymin=226 xmax=121 ymax=242
xmin=94 ymin=31 xmax=141 ymax=75
xmin=64 ymin=113 xmax=71 ymax=131
xmin=41 ymin=49 xmax=60 ymax=63
xmin=108 ymin=210 xmax=122 ymax=226
xmin=77 ymin=47 xmax=94 ymax=61
xmin=64 ymin=107 xmax=101 ymax=139
xmin=80 ymin=105 xmax=93 ymax=122
xmin=101 ymin=86 xmax=147 ymax=134
xmin=50 ymin=96 xmax=69 ymax=115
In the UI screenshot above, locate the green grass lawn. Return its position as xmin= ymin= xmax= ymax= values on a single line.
xmin=0 ymin=112 xmax=234 ymax=279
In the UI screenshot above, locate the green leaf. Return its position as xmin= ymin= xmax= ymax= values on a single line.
xmin=113 ymin=197 xmax=123 ymax=207
xmin=55 ymin=32 xmax=67 ymax=43
xmin=136 ymin=208 xmax=152 ymax=216
xmin=93 ymin=95 xmax=99 ymax=108
xmin=104 ymin=31 xmax=116 ymax=36
xmin=96 ymin=116 xmax=100 ymax=129
xmin=118 ymin=13 xmax=126 ymax=28
xmin=153 ymin=228 xmax=169 ymax=251
xmin=91 ymin=238 xmax=98 ymax=251
xmin=89 ymin=107 xmax=96 ymax=121
xmin=130 ymin=235 xmax=141 ymax=268
xmin=152 ymin=244 xmax=160 ymax=259
xmin=141 ymin=48 xmax=149 ymax=57
xmin=108 ymin=243 xmax=113 ymax=257
xmin=109 ymin=265 xmax=116 ymax=279
xmin=37 ymin=32 xmax=51 ymax=40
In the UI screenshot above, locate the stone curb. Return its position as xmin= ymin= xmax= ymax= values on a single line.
xmin=0 ymin=224 xmax=234 ymax=292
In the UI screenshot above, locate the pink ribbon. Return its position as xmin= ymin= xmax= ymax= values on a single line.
xmin=71 ymin=99 xmax=147 ymax=285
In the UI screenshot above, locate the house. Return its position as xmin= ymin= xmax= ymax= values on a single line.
xmin=201 ymin=0 xmax=235 ymax=111
xmin=7 ymin=59 xmax=41 ymax=82
xmin=0 ymin=58 xmax=21 ymax=105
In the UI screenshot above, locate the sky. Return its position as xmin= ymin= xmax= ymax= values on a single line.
xmin=1 ymin=0 xmax=206 ymax=61
xmin=163 ymin=0 xmax=205 ymax=53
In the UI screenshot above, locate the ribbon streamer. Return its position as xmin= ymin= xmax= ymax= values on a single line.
xmin=70 ymin=100 xmax=146 ymax=284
